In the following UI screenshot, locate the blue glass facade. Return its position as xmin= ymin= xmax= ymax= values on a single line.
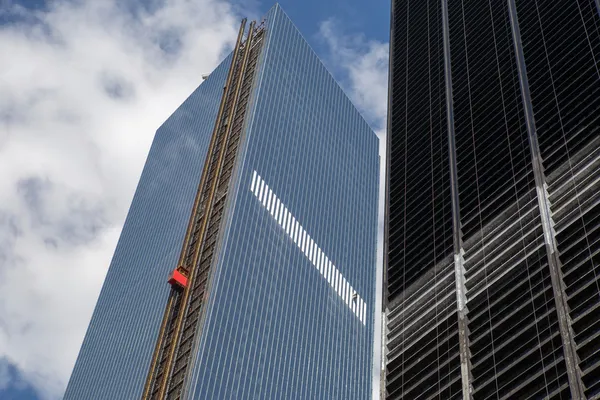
xmin=187 ymin=6 xmax=379 ymax=399
xmin=65 ymin=5 xmax=378 ymax=400
xmin=63 ymin=54 xmax=233 ymax=400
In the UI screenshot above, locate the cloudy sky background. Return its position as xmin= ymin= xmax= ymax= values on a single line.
xmin=0 ymin=0 xmax=388 ymax=398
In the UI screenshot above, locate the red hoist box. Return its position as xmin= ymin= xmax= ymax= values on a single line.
xmin=168 ymin=269 xmax=188 ymax=289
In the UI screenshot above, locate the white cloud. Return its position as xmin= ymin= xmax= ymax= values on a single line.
xmin=319 ymin=18 xmax=389 ymax=400
xmin=318 ymin=18 xmax=389 ymax=132
xmin=0 ymin=0 xmax=242 ymax=398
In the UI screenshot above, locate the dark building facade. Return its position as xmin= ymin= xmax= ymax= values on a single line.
xmin=64 ymin=5 xmax=379 ymax=400
xmin=385 ymin=1 xmax=600 ymax=399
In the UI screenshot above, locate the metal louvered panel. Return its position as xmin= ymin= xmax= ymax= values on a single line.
xmin=387 ymin=0 xmax=600 ymax=398
xmin=386 ymin=257 xmax=462 ymax=400
xmin=447 ymin=0 xmax=569 ymax=398
xmin=515 ymin=1 xmax=600 ymax=397
xmin=448 ymin=0 xmax=535 ymax=242
xmin=387 ymin=0 xmax=454 ymax=303
xmin=385 ymin=0 xmax=458 ymax=397
xmin=547 ymin=137 xmax=600 ymax=398
xmin=515 ymin=0 xmax=600 ymax=176
xmin=463 ymin=189 xmax=569 ymax=399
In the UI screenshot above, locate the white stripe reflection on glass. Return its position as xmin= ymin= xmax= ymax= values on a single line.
xmin=302 ymin=231 xmax=307 ymax=254
xmin=277 ymin=200 xmax=283 ymax=224
xmin=343 ymin=279 xmax=348 ymax=305
xmin=258 ymin=179 xmax=265 ymax=201
xmin=251 ymin=170 xmax=257 ymax=192
xmin=333 ymin=268 xmax=339 ymax=290
xmin=293 ymin=219 xmax=299 ymax=243
xmin=265 ymin=190 xmax=271 ymax=212
xmin=262 ymin=185 xmax=269 ymax=207
xmin=268 ymin=189 xmax=274 ymax=212
xmin=249 ymin=170 xmax=366 ymax=324
xmin=270 ymin=192 xmax=276 ymax=216
xmin=317 ymin=250 xmax=322 ymax=273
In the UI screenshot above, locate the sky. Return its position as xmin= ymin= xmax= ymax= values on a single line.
xmin=0 ymin=0 xmax=389 ymax=399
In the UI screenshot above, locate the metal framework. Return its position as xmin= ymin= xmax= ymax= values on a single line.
xmin=141 ymin=19 xmax=265 ymax=400
xmin=385 ymin=0 xmax=600 ymax=399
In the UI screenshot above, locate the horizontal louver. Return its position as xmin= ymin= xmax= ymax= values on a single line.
xmin=547 ymin=137 xmax=600 ymax=398
xmin=515 ymin=0 xmax=600 ymax=175
xmin=387 ymin=0 xmax=599 ymax=398
xmin=448 ymin=0 xmax=534 ymax=242
xmin=517 ymin=1 xmax=600 ymax=397
xmin=386 ymin=0 xmax=457 ymax=398
xmin=387 ymin=0 xmax=454 ymax=303
xmin=463 ymin=190 xmax=569 ymax=399
xmin=386 ymin=258 xmax=462 ymax=400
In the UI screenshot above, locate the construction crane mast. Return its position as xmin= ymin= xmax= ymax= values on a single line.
xmin=141 ymin=18 xmax=266 ymax=400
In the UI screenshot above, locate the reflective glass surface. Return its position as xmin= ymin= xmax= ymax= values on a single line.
xmin=187 ymin=6 xmax=379 ymax=399
xmin=64 ymin=54 xmax=233 ymax=400
xmin=64 ymin=5 xmax=379 ymax=400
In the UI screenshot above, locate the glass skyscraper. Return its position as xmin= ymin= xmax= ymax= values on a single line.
xmin=385 ymin=0 xmax=600 ymax=399
xmin=64 ymin=5 xmax=379 ymax=400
